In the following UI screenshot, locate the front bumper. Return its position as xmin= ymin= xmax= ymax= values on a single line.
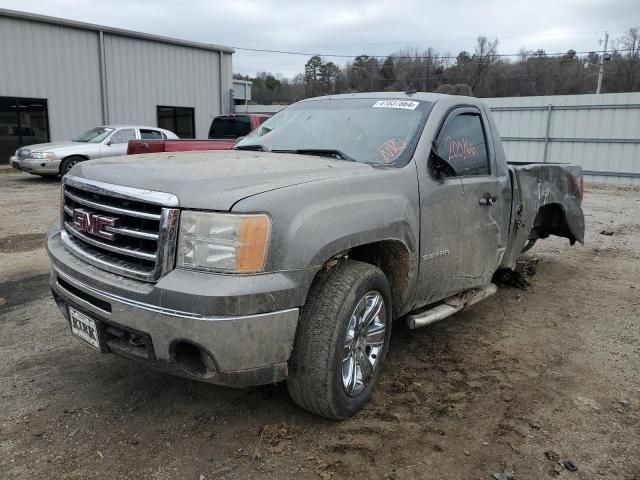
xmin=10 ymin=156 xmax=60 ymax=175
xmin=47 ymin=230 xmax=305 ymax=387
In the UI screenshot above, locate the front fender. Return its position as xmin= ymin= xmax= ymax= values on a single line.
xmin=232 ymin=162 xmax=421 ymax=301
xmin=296 ymin=191 xmax=417 ymax=268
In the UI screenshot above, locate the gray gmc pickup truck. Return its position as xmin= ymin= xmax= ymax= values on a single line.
xmin=47 ymin=92 xmax=584 ymax=419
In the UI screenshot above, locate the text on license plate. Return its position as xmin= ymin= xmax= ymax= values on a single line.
xmin=69 ymin=307 xmax=101 ymax=350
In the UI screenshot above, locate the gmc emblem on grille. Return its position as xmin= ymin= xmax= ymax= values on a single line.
xmin=72 ymin=208 xmax=118 ymax=241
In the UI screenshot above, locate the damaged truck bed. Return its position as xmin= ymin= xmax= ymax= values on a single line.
xmin=502 ymin=162 xmax=584 ymax=268
xmin=47 ymin=92 xmax=584 ymax=419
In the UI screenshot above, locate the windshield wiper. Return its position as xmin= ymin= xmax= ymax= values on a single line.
xmin=273 ymin=149 xmax=357 ymax=162
xmin=234 ymin=144 xmax=269 ymax=152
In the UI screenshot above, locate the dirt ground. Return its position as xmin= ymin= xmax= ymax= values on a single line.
xmin=1 ymin=170 xmax=639 ymax=480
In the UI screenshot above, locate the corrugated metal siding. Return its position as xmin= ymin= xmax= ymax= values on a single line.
xmin=103 ymin=34 xmax=228 ymax=138
xmin=484 ymin=93 xmax=640 ymax=184
xmin=0 ymin=13 xmax=232 ymax=144
xmin=0 ymin=16 xmax=102 ymax=140
xmin=233 ymin=81 xmax=252 ymax=101
xmin=222 ymin=52 xmax=233 ymax=113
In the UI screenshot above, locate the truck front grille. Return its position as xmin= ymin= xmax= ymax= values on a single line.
xmin=61 ymin=176 xmax=180 ymax=282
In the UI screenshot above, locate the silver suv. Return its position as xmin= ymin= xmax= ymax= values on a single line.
xmin=10 ymin=125 xmax=178 ymax=177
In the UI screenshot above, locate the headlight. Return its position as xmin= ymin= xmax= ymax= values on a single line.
xmin=176 ymin=211 xmax=271 ymax=273
xmin=29 ymin=152 xmax=56 ymax=160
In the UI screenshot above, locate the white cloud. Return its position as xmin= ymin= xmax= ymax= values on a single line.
xmin=1 ymin=0 xmax=636 ymax=77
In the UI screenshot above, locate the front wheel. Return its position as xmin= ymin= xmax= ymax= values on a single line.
xmin=60 ymin=156 xmax=83 ymax=176
xmin=287 ymin=260 xmax=392 ymax=420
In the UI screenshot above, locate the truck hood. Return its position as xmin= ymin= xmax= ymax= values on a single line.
xmin=71 ymin=150 xmax=376 ymax=210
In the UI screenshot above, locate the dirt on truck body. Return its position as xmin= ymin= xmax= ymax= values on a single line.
xmin=45 ymin=92 xmax=586 ymax=420
xmin=0 ymin=172 xmax=639 ymax=478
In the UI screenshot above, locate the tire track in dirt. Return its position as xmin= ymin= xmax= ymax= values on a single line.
xmin=0 ymin=273 xmax=50 ymax=312
xmin=0 ymin=233 xmax=47 ymax=254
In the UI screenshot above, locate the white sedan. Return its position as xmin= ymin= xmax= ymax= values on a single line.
xmin=10 ymin=125 xmax=179 ymax=176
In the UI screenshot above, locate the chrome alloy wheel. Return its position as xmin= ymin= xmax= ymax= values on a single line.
xmin=341 ymin=291 xmax=387 ymax=397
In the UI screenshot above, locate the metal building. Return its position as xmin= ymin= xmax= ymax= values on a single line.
xmin=232 ymin=80 xmax=252 ymax=111
xmin=0 ymin=8 xmax=234 ymax=163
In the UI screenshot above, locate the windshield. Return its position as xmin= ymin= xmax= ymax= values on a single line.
xmin=73 ymin=127 xmax=115 ymax=143
xmin=235 ymin=98 xmax=432 ymax=166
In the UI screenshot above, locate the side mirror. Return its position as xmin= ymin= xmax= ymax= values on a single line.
xmin=105 ymin=140 xmax=112 ymax=146
xmin=428 ymin=144 xmax=457 ymax=182
xmin=234 ymin=136 xmax=245 ymax=144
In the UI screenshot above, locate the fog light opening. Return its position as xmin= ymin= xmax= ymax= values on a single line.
xmin=51 ymin=290 xmax=70 ymax=320
xmin=171 ymin=341 xmax=217 ymax=378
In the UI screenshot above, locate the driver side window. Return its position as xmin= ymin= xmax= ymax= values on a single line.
xmin=110 ymin=128 xmax=136 ymax=144
xmin=435 ymin=112 xmax=489 ymax=176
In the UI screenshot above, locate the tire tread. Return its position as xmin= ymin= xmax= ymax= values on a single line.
xmin=287 ymin=260 xmax=388 ymax=419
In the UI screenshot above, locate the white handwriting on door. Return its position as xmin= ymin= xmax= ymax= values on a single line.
xmin=445 ymin=136 xmax=476 ymax=162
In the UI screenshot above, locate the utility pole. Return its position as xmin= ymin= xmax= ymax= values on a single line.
xmin=596 ymin=31 xmax=609 ymax=94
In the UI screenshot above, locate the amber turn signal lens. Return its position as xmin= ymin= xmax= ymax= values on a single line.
xmin=236 ymin=215 xmax=271 ymax=273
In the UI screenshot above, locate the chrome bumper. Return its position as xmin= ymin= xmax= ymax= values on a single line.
xmin=10 ymin=157 xmax=60 ymax=174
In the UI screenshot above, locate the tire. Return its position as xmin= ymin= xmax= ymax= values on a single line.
xmin=60 ymin=156 xmax=83 ymax=176
xmin=287 ymin=260 xmax=392 ymax=420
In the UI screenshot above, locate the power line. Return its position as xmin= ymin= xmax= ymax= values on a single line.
xmin=345 ymin=56 xmax=610 ymax=69
xmin=346 ymin=71 xmax=601 ymax=82
xmin=234 ymin=46 xmax=635 ymax=59
xmin=245 ymin=30 xmax=627 ymax=51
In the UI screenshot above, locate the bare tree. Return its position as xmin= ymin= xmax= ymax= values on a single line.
xmin=237 ymin=28 xmax=640 ymax=103
xmin=470 ymin=36 xmax=499 ymax=96
xmin=613 ymin=28 xmax=640 ymax=91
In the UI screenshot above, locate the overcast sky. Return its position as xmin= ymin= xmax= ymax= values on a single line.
xmin=2 ymin=0 xmax=638 ymax=77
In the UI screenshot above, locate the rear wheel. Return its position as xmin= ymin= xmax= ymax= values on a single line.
xmin=287 ymin=260 xmax=392 ymax=419
xmin=60 ymin=156 xmax=83 ymax=176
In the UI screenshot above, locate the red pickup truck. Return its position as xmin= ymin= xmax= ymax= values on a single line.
xmin=127 ymin=113 xmax=271 ymax=155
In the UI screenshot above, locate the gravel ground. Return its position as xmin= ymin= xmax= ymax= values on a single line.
xmin=1 ymin=171 xmax=639 ymax=480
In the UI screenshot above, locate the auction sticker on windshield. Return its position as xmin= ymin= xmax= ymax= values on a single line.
xmin=372 ymin=100 xmax=420 ymax=110
xmin=69 ymin=307 xmax=101 ymax=350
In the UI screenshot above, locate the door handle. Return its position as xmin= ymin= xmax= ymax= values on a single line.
xmin=479 ymin=192 xmax=497 ymax=206
xmin=140 ymin=142 xmax=149 ymax=150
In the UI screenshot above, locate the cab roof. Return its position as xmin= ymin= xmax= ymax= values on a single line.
xmin=298 ymin=91 xmax=481 ymax=106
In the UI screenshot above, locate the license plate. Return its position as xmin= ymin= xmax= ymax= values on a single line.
xmin=69 ymin=307 xmax=101 ymax=350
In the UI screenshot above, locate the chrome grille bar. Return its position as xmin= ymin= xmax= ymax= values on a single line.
xmin=64 ymin=189 xmax=161 ymax=221
xmin=60 ymin=176 xmax=180 ymax=282
xmin=65 ymin=222 xmax=157 ymax=261
xmin=61 ymin=230 xmax=156 ymax=281
xmin=103 ymin=225 xmax=159 ymax=241
xmin=64 ymin=175 xmax=179 ymax=207
xmin=63 ymin=205 xmax=159 ymax=241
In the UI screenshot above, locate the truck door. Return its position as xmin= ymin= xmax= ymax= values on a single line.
xmin=417 ymin=106 xmax=509 ymax=304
